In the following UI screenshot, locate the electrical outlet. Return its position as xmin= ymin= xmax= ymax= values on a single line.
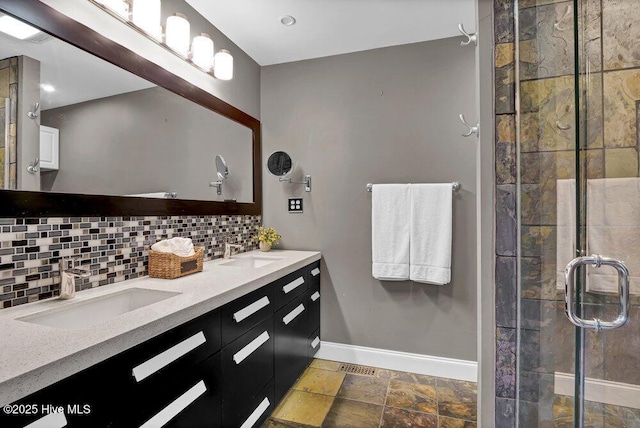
xmin=288 ymin=198 xmax=303 ymax=213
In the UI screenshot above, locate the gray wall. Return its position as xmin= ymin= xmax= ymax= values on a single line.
xmin=41 ymin=86 xmax=253 ymax=202
xmin=261 ymin=38 xmax=478 ymax=361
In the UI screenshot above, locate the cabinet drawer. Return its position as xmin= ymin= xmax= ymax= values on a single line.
xmin=115 ymin=310 xmax=220 ymax=395
xmin=223 ymin=379 xmax=274 ymax=428
xmin=1 ymin=359 xmax=116 ymax=428
xmin=131 ymin=353 xmax=222 ymax=428
xmin=306 ymin=280 xmax=320 ymax=337
xmin=274 ymin=293 xmax=309 ymax=403
xmin=221 ymin=316 xmax=274 ymax=408
xmin=308 ymin=260 xmax=321 ymax=289
xmin=272 ymin=267 xmax=307 ymax=310
xmin=220 ymin=285 xmax=274 ymax=347
xmin=308 ymin=328 xmax=321 ymax=360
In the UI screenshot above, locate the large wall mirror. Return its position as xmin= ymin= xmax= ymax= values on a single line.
xmin=0 ymin=0 xmax=261 ymax=217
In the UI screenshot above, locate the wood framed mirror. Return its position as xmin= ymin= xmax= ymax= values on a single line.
xmin=0 ymin=0 xmax=261 ymax=217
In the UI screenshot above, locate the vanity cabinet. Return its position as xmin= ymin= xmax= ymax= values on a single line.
xmin=3 ymin=261 xmax=321 ymax=428
xmin=221 ymin=316 xmax=274 ymax=426
xmin=306 ymin=261 xmax=322 ymax=360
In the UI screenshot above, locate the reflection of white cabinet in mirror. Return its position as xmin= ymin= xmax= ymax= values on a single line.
xmin=39 ymin=125 xmax=59 ymax=170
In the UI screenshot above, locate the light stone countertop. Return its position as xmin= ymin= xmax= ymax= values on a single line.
xmin=0 ymin=249 xmax=321 ymax=405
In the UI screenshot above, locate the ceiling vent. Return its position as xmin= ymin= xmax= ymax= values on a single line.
xmin=25 ymin=32 xmax=53 ymax=44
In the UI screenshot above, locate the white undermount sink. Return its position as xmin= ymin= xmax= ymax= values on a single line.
xmin=16 ymin=288 xmax=180 ymax=329
xmin=219 ymin=255 xmax=282 ymax=268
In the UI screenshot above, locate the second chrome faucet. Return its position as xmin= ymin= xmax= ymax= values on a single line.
xmin=59 ymin=256 xmax=90 ymax=300
xmin=223 ymin=236 xmax=242 ymax=259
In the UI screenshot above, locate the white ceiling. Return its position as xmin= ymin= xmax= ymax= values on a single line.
xmin=186 ymin=0 xmax=476 ymax=66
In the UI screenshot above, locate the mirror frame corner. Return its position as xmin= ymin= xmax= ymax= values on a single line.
xmin=0 ymin=0 xmax=262 ymax=218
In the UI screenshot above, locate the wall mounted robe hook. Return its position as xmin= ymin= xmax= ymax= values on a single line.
xmin=458 ymin=23 xmax=477 ymax=46
xmin=459 ymin=114 xmax=479 ymax=137
xmin=27 ymin=157 xmax=39 ymax=174
xmin=27 ymin=102 xmax=40 ymax=119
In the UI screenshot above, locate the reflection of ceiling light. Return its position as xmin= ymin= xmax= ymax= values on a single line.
xmin=41 ymin=84 xmax=55 ymax=93
xmin=280 ymin=15 xmax=296 ymax=26
xmin=0 ymin=15 xmax=41 ymax=40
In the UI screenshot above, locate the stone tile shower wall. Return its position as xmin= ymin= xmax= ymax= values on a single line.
xmin=494 ymin=0 xmax=518 ymax=425
xmin=0 ymin=57 xmax=18 ymax=190
xmin=494 ymin=0 xmax=640 ymax=427
xmin=0 ymin=215 xmax=261 ymax=309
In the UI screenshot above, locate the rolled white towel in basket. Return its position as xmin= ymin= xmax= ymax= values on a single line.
xmin=151 ymin=237 xmax=195 ymax=257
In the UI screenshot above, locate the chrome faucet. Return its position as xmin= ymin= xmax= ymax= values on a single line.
xmin=59 ymin=256 xmax=90 ymax=300
xmin=223 ymin=236 xmax=242 ymax=259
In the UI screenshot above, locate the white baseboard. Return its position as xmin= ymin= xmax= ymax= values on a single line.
xmin=315 ymin=341 xmax=477 ymax=382
xmin=555 ymin=372 xmax=640 ymax=410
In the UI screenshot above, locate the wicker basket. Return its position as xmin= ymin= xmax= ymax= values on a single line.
xmin=148 ymin=247 xmax=204 ymax=279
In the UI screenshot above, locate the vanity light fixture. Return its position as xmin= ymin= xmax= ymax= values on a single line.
xmin=165 ymin=13 xmax=190 ymax=57
xmin=0 ymin=15 xmax=41 ymax=40
xmin=88 ymin=0 xmax=233 ymax=80
xmin=213 ymin=49 xmax=233 ymax=81
xmin=40 ymin=84 xmax=55 ymax=92
xmin=132 ymin=0 xmax=162 ymax=40
xmin=191 ymin=33 xmax=215 ymax=71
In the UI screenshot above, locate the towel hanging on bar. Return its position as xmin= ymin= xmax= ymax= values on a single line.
xmin=366 ymin=182 xmax=461 ymax=192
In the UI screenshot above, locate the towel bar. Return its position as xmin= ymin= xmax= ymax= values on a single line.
xmin=366 ymin=182 xmax=461 ymax=192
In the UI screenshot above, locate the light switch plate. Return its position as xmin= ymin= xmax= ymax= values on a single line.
xmin=288 ymin=198 xmax=303 ymax=213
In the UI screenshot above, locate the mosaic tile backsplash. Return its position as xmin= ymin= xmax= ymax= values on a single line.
xmin=0 ymin=215 xmax=261 ymax=309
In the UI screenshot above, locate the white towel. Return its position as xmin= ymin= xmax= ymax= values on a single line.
xmin=372 ymin=184 xmax=410 ymax=280
xmin=409 ymin=184 xmax=453 ymax=285
xmin=151 ymin=237 xmax=195 ymax=257
xmin=556 ymin=178 xmax=640 ymax=295
xmin=556 ymin=179 xmax=576 ymax=290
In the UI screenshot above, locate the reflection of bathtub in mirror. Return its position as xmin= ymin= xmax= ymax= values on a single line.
xmin=125 ymin=192 xmax=178 ymax=199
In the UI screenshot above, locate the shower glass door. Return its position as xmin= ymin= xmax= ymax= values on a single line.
xmin=515 ymin=0 xmax=640 ymax=426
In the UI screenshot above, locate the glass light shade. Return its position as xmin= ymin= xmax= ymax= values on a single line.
xmin=132 ymin=0 xmax=162 ymax=40
xmin=214 ymin=49 xmax=233 ymax=80
xmin=165 ymin=13 xmax=190 ymax=57
xmin=96 ymin=0 xmax=129 ymax=18
xmin=191 ymin=33 xmax=214 ymax=71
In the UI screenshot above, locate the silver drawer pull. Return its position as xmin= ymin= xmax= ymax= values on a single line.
xmin=311 ymin=268 xmax=320 ymax=276
xmin=139 ymin=380 xmax=207 ymax=428
xmin=240 ymin=397 xmax=270 ymax=428
xmin=233 ymin=296 xmax=270 ymax=323
xmin=565 ymin=254 xmax=630 ymax=331
xmin=233 ymin=331 xmax=270 ymax=364
xmin=311 ymin=336 xmax=320 ymax=349
xmin=283 ymin=304 xmax=305 ymax=325
xmin=283 ymin=276 xmax=304 ymax=294
xmin=311 ymin=291 xmax=320 ymax=301
xmin=25 ymin=411 xmax=68 ymax=428
xmin=132 ymin=331 xmax=206 ymax=382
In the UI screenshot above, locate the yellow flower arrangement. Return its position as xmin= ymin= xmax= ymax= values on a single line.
xmin=254 ymin=226 xmax=281 ymax=246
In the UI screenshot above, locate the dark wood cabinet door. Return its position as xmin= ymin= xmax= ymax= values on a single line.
xmin=221 ymin=315 xmax=274 ymax=423
xmin=131 ymin=353 xmax=222 ymax=428
xmin=220 ymin=284 xmax=275 ymax=347
xmin=274 ymin=292 xmax=309 ymax=403
xmin=272 ymin=267 xmax=308 ymax=310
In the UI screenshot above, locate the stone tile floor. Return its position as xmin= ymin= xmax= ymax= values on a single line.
xmin=263 ymin=359 xmax=477 ymax=427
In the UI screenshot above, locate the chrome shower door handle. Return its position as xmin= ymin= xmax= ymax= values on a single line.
xmin=564 ymin=255 xmax=630 ymax=331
